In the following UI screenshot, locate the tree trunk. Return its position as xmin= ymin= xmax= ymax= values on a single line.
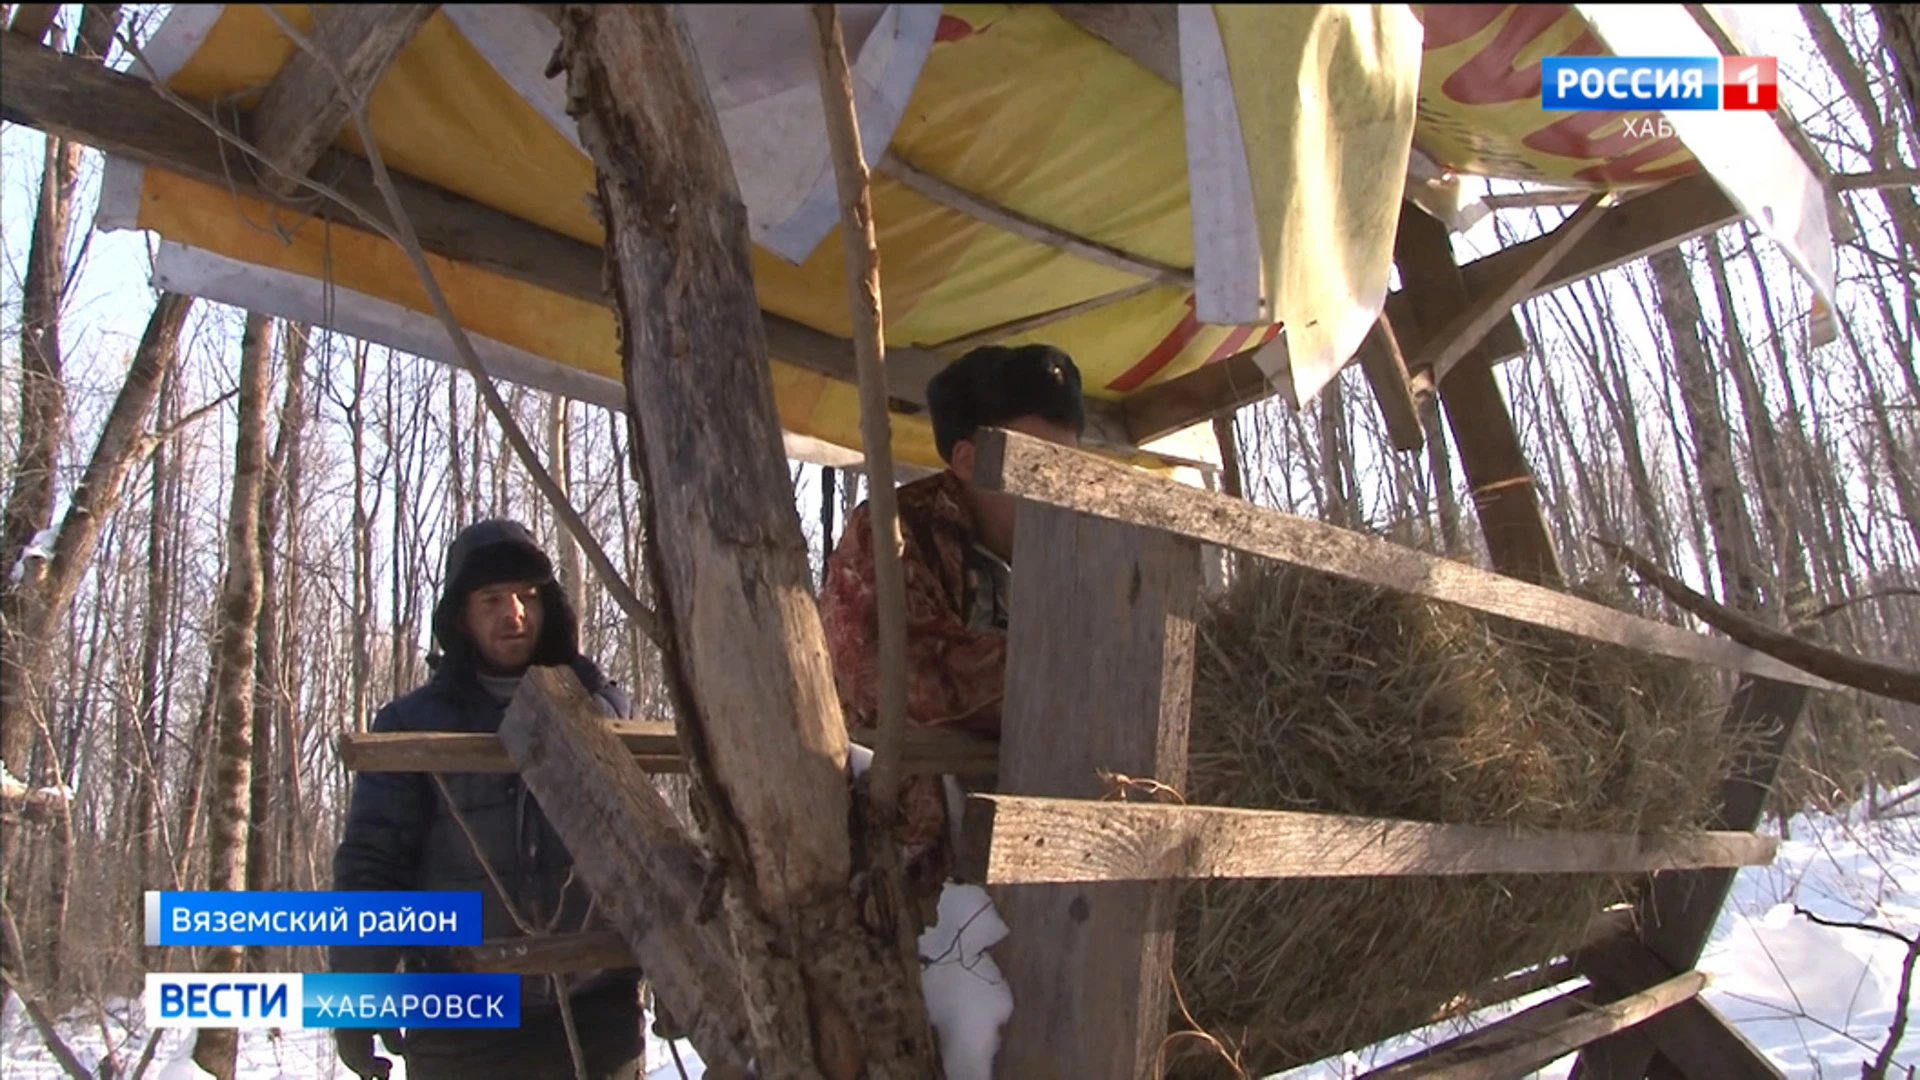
xmin=1703 ymin=237 xmax=1816 ymax=623
xmin=558 ymin=7 xmax=939 ymax=1075
xmin=247 ymin=322 xmax=307 ymax=968
xmin=548 ymin=395 xmax=585 ymax=611
xmin=1649 ymin=245 xmax=1764 ymax=611
xmin=192 ymin=313 xmax=273 ymax=1080
xmin=0 ymin=74 xmax=81 ymax=783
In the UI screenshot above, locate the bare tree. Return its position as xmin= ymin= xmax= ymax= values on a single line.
xmin=192 ymin=313 xmax=273 ymax=1079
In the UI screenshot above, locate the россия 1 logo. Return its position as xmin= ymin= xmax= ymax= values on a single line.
xmin=1541 ymin=55 xmax=1778 ymax=112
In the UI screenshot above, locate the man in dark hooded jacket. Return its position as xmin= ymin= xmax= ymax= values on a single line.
xmin=331 ymin=519 xmax=646 ymax=1079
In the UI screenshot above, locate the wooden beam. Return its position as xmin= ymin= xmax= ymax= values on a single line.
xmin=1357 ymin=313 xmax=1425 ymax=453
xmin=1121 ymin=346 xmax=1275 ymax=444
xmin=971 ymin=428 xmax=1836 ymax=688
xmin=0 ymin=35 xmax=1142 ymax=460
xmin=1458 ymin=173 xmax=1739 ymax=304
xmin=1407 ymin=193 xmax=1612 ymax=396
xmin=564 ymin=8 xmax=939 ymax=1072
xmin=249 ymin=4 xmax=438 ymax=194
xmin=991 ymin=505 xmax=1200 ymax=1080
xmin=962 ymin=795 xmax=1775 ymax=885
xmin=1576 ymin=937 xmax=1785 ymax=1080
xmin=1396 ymin=203 xmax=1565 ymax=585
xmin=495 ymin=667 xmax=751 ymax=1072
xmin=1574 ymin=678 xmax=1808 ymax=1080
xmin=339 ymin=723 xmax=1001 ymax=782
xmin=5 ymin=3 xmax=56 ymax=43
xmin=876 ymin=153 xmax=1193 ymax=286
xmin=453 ymin=930 xmax=632 ymax=975
xmin=1360 ymin=973 xmax=1706 ymax=1080
xmin=1051 ymin=4 xmax=1179 ymax=84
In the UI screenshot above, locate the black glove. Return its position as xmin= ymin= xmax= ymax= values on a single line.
xmin=334 ymin=1028 xmax=405 ymax=1079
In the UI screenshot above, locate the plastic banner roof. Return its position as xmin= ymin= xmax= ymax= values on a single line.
xmin=93 ymin=4 xmax=1830 ymax=474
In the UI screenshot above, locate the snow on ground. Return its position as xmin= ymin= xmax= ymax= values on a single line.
xmin=8 ymin=795 xmax=1918 ymax=1079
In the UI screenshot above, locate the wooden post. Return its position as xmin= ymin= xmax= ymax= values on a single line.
xmin=1573 ymin=677 xmax=1808 ymax=1080
xmin=498 ymin=667 xmax=751 ymax=1071
xmin=556 ymin=8 xmax=937 ymax=1076
xmin=1393 ymin=203 xmax=1564 ymax=586
xmin=990 ymin=502 xmax=1201 ymax=1079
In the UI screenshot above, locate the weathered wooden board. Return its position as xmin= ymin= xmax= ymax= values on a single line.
xmin=1574 ymin=678 xmax=1808 ymax=1080
xmin=1406 ymin=193 xmax=1610 ymax=390
xmin=339 ymin=724 xmax=1000 ymax=781
xmin=1576 ymin=937 xmax=1786 ymax=1080
xmin=452 ymin=930 xmax=632 ymax=976
xmin=1361 ymin=972 xmax=1705 ymax=1080
xmin=991 ymin=505 xmax=1201 ymax=1080
xmin=249 ymin=4 xmax=438 ymax=193
xmin=962 ymin=795 xmax=1775 ymax=884
xmin=1395 ymin=203 xmax=1566 ymax=585
xmin=496 ymin=666 xmax=749 ymax=1072
xmin=971 ymin=428 xmax=1836 ymax=689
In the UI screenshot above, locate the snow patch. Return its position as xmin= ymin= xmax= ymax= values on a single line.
xmin=919 ymin=883 xmax=1015 ymax=1080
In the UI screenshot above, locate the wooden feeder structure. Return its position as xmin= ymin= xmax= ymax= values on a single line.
xmin=0 ymin=3 xmax=1855 ymax=1078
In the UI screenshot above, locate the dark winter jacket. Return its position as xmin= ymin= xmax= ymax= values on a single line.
xmin=330 ymin=520 xmax=644 ymax=1068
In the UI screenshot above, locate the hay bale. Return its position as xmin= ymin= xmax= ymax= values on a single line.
xmin=1165 ymin=563 xmax=1729 ymax=1078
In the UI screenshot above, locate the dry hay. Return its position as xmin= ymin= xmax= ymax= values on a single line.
xmin=1164 ymin=562 xmax=1731 ymax=1078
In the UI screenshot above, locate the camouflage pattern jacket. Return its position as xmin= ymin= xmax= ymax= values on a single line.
xmin=819 ymin=469 xmax=1011 ymax=901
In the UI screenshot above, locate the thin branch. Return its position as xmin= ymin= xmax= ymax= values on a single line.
xmin=0 ymin=901 xmax=93 ymax=1080
xmin=1793 ymin=906 xmax=1918 ymax=948
xmin=811 ymin=3 xmax=909 ymax=816
xmin=1795 ymin=587 xmax=1920 ymax=628
xmin=253 ymin=7 xmax=666 ymax=651
xmin=1593 ymin=536 xmax=1920 ymax=705
xmin=1792 ymin=907 xmax=1920 ymax=1080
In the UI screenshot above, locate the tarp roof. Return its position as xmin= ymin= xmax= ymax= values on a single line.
xmin=92 ymin=3 xmax=1831 ymax=475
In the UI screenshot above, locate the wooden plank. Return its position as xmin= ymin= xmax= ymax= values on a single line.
xmin=971 ymin=428 xmax=1836 ymax=688
xmin=495 ymin=667 xmax=751 ymax=1072
xmin=1359 ymin=973 xmax=1706 ymax=1080
xmin=1457 ymin=174 xmax=1739 ymax=304
xmin=962 ymin=795 xmax=1776 ymax=885
xmin=1051 ymin=4 xmax=1179 ymax=84
xmin=1122 ymin=346 xmax=1275 ymax=444
xmin=1358 ymin=313 xmax=1425 ymax=453
xmin=1574 ymin=678 xmax=1807 ymax=1080
xmin=453 ymin=930 xmax=632 ymax=975
xmin=6 ymin=3 xmax=56 ymax=43
xmin=1378 ymin=174 xmax=1735 ymax=385
xmin=877 ymin=154 xmax=1193 ymax=287
xmin=1406 ymin=193 xmax=1611 ymax=393
xmin=0 ymin=35 xmax=1144 ymax=458
xmin=248 ymin=4 xmax=438 ymax=193
xmin=1576 ymin=938 xmax=1785 ymax=1080
xmin=992 ymin=505 xmax=1200 ymax=1080
xmin=568 ymin=7 xmax=938 ymax=1072
xmin=1395 ymin=203 xmax=1565 ymax=585
xmin=338 ymin=724 xmax=1002 ymax=782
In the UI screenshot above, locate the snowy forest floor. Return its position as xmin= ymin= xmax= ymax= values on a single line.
xmin=5 ymin=787 xmax=1918 ymax=1079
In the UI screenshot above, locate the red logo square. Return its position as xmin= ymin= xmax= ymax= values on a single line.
xmin=1722 ymin=56 xmax=1779 ymax=111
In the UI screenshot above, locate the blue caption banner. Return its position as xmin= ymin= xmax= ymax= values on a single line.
xmin=1541 ymin=56 xmax=1720 ymax=111
xmin=304 ymin=973 xmax=520 ymax=1029
xmin=145 ymin=973 xmax=521 ymax=1029
xmin=145 ymin=890 xmax=484 ymax=947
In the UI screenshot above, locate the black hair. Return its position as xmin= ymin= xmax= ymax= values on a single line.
xmin=924 ymin=343 xmax=1086 ymax=463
